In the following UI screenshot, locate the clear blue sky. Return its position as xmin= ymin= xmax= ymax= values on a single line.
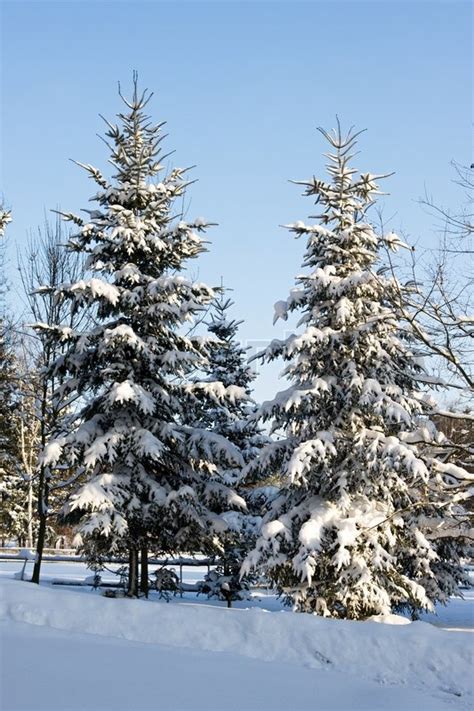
xmin=1 ymin=0 xmax=472 ymax=401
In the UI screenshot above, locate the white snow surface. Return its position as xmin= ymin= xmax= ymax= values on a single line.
xmin=0 ymin=578 xmax=472 ymax=711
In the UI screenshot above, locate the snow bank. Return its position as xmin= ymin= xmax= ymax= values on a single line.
xmin=1 ymin=620 xmax=459 ymax=711
xmin=1 ymin=579 xmax=472 ymax=707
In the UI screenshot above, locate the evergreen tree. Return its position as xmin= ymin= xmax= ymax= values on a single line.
xmin=0 ymin=208 xmax=11 ymax=237
xmin=202 ymin=287 xmax=268 ymax=471
xmin=0 ymin=206 xmax=11 ymax=318
xmin=194 ymin=288 xmax=269 ymax=603
xmin=0 ymin=322 xmax=26 ymax=545
xmin=40 ymin=78 xmax=245 ymax=596
xmin=0 ymin=212 xmax=27 ymax=546
xmin=242 ymin=124 xmax=472 ymax=619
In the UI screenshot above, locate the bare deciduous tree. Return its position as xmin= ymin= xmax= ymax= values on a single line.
xmin=381 ymin=162 xmax=473 ymax=404
xmin=17 ymin=215 xmax=87 ymax=583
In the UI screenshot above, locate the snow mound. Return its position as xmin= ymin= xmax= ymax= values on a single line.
xmin=0 ymin=579 xmax=472 ymax=708
xmin=367 ymin=612 xmax=412 ymax=625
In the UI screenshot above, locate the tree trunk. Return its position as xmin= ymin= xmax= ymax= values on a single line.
xmin=140 ymin=543 xmax=149 ymax=598
xmin=31 ymin=466 xmax=48 ymax=584
xmin=127 ymin=546 xmax=139 ymax=597
xmin=224 ymin=588 xmax=232 ymax=608
xmin=27 ymin=478 xmax=34 ymax=549
xmin=1 ymin=495 xmax=5 ymax=546
xmin=31 ymin=377 xmax=50 ymax=585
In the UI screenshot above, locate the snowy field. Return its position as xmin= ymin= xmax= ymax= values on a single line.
xmin=0 ymin=560 xmax=473 ymax=711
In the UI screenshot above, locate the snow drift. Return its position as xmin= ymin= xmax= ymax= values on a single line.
xmin=0 ymin=579 xmax=472 ymax=708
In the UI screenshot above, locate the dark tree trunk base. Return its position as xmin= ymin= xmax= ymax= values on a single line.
xmin=140 ymin=543 xmax=149 ymax=598
xmin=127 ymin=546 xmax=139 ymax=597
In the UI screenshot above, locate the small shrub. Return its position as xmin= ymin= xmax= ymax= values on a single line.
xmin=154 ymin=567 xmax=179 ymax=601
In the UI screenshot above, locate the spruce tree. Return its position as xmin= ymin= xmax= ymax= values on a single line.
xmin=41 ymin=79 xmax=244 ymax=596
xmin=0 ymin=212 xmax=27 ymax=546
xmin=202 ymin=287 xmax=267 ymax=471
xmin=242 ymin=124 xmax=471 ymax=619
xmin=0 ymin=206 xmax=11 ymax=317
xmin=193 ymin=288 xmax=269 ymax=603
xmin=0 ymin=208 xmax=11 ymax=237
xmin=0 ymin=322 xmax=26 ymax=545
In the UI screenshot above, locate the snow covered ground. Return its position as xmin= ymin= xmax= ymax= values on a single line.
xmin=0 ymin=561 xmax=473 ymax=711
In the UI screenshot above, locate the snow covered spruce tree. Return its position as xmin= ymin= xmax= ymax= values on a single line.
xmin=0 ymin=320 xmax=26 ymax=546
xmin=193 ymin=288 xmax=269 ymax=604
xmin=0 ymin=211 xmax=25 ymax=547
xmin=0 ymin=208 xmax=11 ymax=238
xmin=40 ymin=78 xmax=245 ymax=597
xmin=242 ymin=124 xmax=472 ymax=619
xmin=203 ymin=287 xmax=268 ymax=472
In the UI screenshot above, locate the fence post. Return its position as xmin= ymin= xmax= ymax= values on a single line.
xmin=19 ymin=557 xmax=28 ymax=581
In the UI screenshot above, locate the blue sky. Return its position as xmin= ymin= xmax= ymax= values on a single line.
xmin=1 ymin=0 xmax=472 ymax=400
